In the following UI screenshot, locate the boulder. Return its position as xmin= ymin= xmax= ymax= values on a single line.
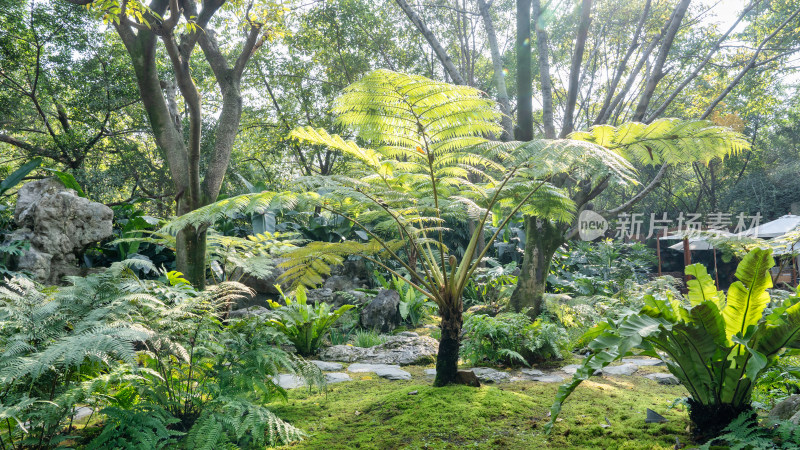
xmin=360 ymin=289 xmax=400 ymax=332
xmin=601 ymin=363 xmax=639 ymax=376
xmin=332 ymin=290 xmax=369 ymax=308
xmin=467 ymin=367 xmax=510 ymax=383
xmin=272 ymin=374 xmax=306 ymax=389
xmin=240 ymin=258 xmax=288 ymax=296
xmin=318 ymin=334 xmax=438 ymax=365
xmin=769 ymin=395 xmax=800 ymax=424
xmin=644 ymin=373 xmax=680 ymax=386
xmin=228 ymin=306 xmax=269 ymax=319
xmin=324 ymin=275 xmax=358 ymax=292
xmin=455 ymin=370 xmax=481 ymax=387
xmin=325 ymin=372 xmax=351 ymax=384
xmin=466 ymin=304 xmax=502 ymax=317
xmin=10 ymin=178 xmax=113 ymax=284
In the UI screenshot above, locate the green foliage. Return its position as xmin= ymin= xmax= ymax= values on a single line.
xmin=125 ymin=274 xmax=322 ymax=447
xmin=88 ymin=404 xmax=182 ymax=450
xmin=267 ymin=286 xmax=355 ymax=356
xmin=461 ymin=313 xmax=567 ymax=367
xmin=0 ymin=262 xmax=157 ymax=448
xmin=699 ymin=411 xmax=800 ymax=449
xmin=548 ymin=239 xmax=656 ymax=296
xmin=547 ymin=248 xmax=800 ymax=436
xmin=375 ymin=272 xmax=436 ymax=327
xmin=463 ymin=260 xmax=518 ymax=309
xmin=0 ymin=238 xmax=29 ymax=278
xmin=569 ymin=118 xmax=750 ymax=166
xmin=0 ymin=261 xmax=319 ymax=448
xmin=352 ymin=329 xmax=387 ymax=348
xmin=0 ymin=158 xmax=41 ymax=198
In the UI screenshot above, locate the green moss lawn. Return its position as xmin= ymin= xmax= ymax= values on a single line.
xmin=272 ymin=365 xmax=691 ymax=449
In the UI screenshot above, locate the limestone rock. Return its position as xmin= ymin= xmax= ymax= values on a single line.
xmin=644 ymin=373 xmax=680 ymax=386
xmin=601 ymin=363 xmax=639 ymax=376
xmin=770 ymin=395 xmax=800 ymax=423
xmin=467 ymin=367 xmax=510 ymax=383
xmin=318 ymin=334 xmax=438 ymax=365
xmin=324 ymin=275 xmax=357 ymax=292
xmin=311 ymin=360 xmax=343 ymax=371
xmin=10 ymin=178 xmax=113 ymax=284
xmin=325 ymin=372 xmax=351 ymax=384
xmin=360 ymin=289 xmax=400 ymax=333
xmin=228 ymin=306 xmax=269 ymax=318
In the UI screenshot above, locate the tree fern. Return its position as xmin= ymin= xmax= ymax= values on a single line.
xmin=568 ymin=118 xmax=749 ymax=165
xmin=165 ymin=69 xmax=636 ymax=385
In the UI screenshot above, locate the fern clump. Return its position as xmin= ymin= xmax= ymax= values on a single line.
xmin=700 ymin=411 xmax=800 ymax=449
xmin=0 ymin=260 xmax=320 ymax=448
xmin=461 ymin=312 xmax=567 ymax=367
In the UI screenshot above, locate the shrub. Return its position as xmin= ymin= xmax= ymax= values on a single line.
xmin=461 ymin=312 xmax=567 ymax=367
xmin=548 ymin=248 xmax=800 ymax=439
xmin=267 ymin=285 xmax=355 ymax=356
xmin=352 ymin=329 xmax=387 ymax=348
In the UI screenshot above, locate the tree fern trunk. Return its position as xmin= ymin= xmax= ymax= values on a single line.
xmin=434 ymin=298 xmax=462 ymax=386
xmin=510 ymin=217 xmax=564 ymax=318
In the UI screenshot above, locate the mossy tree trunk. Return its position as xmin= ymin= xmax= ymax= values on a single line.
xmin=510 ymin=217 xmax=565 ymax=318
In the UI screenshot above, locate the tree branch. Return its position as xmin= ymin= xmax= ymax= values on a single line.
xmin=394 ymin=0 xmax=466 ymax=85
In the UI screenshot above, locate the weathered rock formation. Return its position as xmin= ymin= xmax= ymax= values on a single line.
xmin=6 ymin=178 xmax=113 ymax=284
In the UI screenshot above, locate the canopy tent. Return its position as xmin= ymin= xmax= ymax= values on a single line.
xmin=660 ymin=230 xmax=733 ymax=252
xmin=738 ymin=214 xmax=800 ymax=239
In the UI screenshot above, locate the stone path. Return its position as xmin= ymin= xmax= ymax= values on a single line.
xmin=273 ymin=356 xmax=679 ymax=389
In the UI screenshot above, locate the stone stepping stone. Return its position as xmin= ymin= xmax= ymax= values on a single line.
xmin=467 ymin=367 xmax=510 ymax=383
xmin=347 ymin=363 xmax=411 ymax=380
xmin=273 ymin=374 xmax=306 ymax=389
xmin=311 ymin=360 xmax=344 ymax=371
xmin=561 ymin=364 xmax=600 ymax=376
xmin=644 ymin=373 xmax=680 ymax=385
xmin=325 ymin=372 xmax=351 ymax=384
xmin=601 ymin=363 xmax=639 ymax=376
xmin=424 ymin=368 xmax=437 ymax=377
xmin=515 ymin=369 xmax=565 ymax=383
xmin=527 ymin=374 xmax=565 ymax=383
xmin=621 ymin=357 xmax=665 ymax=367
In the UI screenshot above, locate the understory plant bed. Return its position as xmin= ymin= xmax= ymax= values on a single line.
xmin=272 ymin=365 xmax=691 ymax=449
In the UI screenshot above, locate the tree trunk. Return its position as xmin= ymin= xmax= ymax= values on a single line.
xmin=434 ymin=297 xmax=463 ymax=386
xmin=176 ymin=226 xmax=207 ymax=287
xmin=516 ymin=0 xmax=533 ymax=141
xmin=394 ymin=0 xmax=465 ymax=85
xmin=532 ymin=0 xmax=555 ymax=138
xmin=510 ymin=217 xmax=564 ymax=318
xmin=477 ymin=0 xmax=512 ymax=140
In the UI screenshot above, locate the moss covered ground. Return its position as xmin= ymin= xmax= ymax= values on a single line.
xmin=272 ymin=365 xmax=692 ymax=449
